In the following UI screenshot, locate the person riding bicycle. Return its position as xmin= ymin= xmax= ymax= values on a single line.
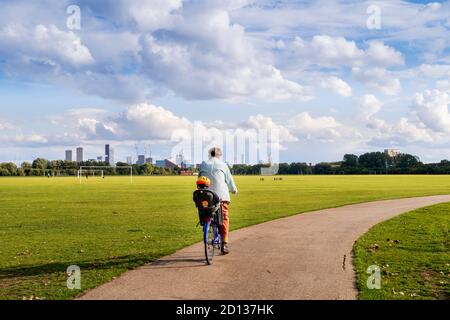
xmin=198 ymin=147 xmax=238 ymax=254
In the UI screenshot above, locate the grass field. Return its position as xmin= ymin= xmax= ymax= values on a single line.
xmin=354 ymin=202 xmax=450 ymax=300
xmin=1 ymin=175 xmax=450 ymax=300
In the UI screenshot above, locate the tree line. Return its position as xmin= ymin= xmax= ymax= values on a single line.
xmin=1 ymin=152 xmax=450 ymax=176
xmin=231 ymin=152 xmax=450 ymax=175
xmin=0 ymin=160 xmax=181 ymax=176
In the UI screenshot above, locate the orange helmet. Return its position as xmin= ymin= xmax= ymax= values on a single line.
xmin=196 ymin=176 xmax=211 ymax=186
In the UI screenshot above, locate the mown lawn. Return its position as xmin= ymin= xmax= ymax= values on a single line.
xmin=1 ymin=175 xmax=450 ymax=300
xmin=354 ymin=202 xmax=450 ymax=300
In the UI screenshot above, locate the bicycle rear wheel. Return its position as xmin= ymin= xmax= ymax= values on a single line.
xmin=204 ymin=221 xmax=215 ymax=265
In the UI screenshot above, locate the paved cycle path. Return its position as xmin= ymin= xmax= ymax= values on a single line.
xmin=78 ymin=195 xmax=450 ymax=300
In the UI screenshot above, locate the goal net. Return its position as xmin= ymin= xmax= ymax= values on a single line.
xmin=77 ymin=166 xmax=133 ymax=183
xmin=78 ymin=169 xmax=104 ymax=178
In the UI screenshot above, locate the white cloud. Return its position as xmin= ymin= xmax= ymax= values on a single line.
xmin=419 ymin=64 xmax=450 ymax=78
xmin=75 ymin=104 xmax=193 ymax=141
xmin=0 ymin=1 xmax=313 ymax=102
xmin=356 ymin=94 xmax=383 ymax=122
xmin=15 ymin=134 xmax=49 ymax=144
xmin=365 ymin=41 xmax=404 ymax=67
xmin=412 ymin=89 xmax=450 ymax=133
xmin=436 ymin=80 xmax=450 ymax=92
xmin=368 ymin=117 xmax=436 ymax=146
xmin=393 ymin=118 xmax=435 ymax=143
xmin=118 ymin=103 xmax=193 ymax=140
xmin=352 ymin=67 xmax=401 ymax=96
xmin=287 ymin=112 xmax=346 ymax=142
xmin=0 ymin=24 xmax=94 ymax=65
xmin=289 ymin=35 xmax=364 ymax=68
xmin=139 ymin=4 xmax=313 ymax=101
xmin=0 ymin=120 xmax=15 ymax=131
xmin=286 ymin=36 xmax=403 ymax=69
xmin=125 ymin=0 xmax=183 ymax=31
xmin=319 ymin=76 xmax=352 ymax=97
xmin=247 ymin=114 xmax=297 ymax=142
xmin=74 ymin=105 xmax=301 ymax=147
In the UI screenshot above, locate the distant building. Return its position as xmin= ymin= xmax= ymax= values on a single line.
xmin=109 ymin=148 xmax=115 ymax=166
xmin=76 ymin=147 xmax=83 ymax=163
xmin=97 ymin=156 xmax=103 ymax=162
xmin=105 ymin=144 xmax=111 ymax=165
xmin=384 ymin=149 xmax=401 ymax=157
xmin=137 ymin=155 xmax=145 ymax=165
xmin=145 ymin=157 xmax=153 ymax=164
xmin=155 ymin=160 xmax=165 ymax=168
xmin=165 ymin=159 xmax=178 ymax=170
xmin=155 ymin=159 xmax=178 ymax=170
xmin=176 ymin=153 xmax=184 ymax=165
xmin=65 ymin=150 xmax=72 ymax=162
xmin=126 ymin=156 xmax=133 ymax=165
xmin=182 ymin=163 xmax=195 ymax=169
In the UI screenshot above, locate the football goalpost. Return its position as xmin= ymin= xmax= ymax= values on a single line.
xmin=77 ymin=166 xmax=133 ymax=184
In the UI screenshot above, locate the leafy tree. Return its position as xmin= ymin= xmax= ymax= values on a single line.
xmin=358 ymin=152 xmax=388 ymax=170
xmin=0 ymin=162 xmax=17 ymax=175
xmin=32 ymin=158 xmax=49 ymax=170
xmin=314 ymin=163 xmax=333 ymax=174
xmin=21 ymin=162 xmax=32 ymax=176
xmin=342 ymin=154 xmax=358 ymax=168
xmin=393 ymin=154 xmax=421 ymax=169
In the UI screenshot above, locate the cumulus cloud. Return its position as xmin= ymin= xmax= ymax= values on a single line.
xmin=289 ymin=35 xmax=364 ymax=67
xmin=0 ymin=24 xmax=94 ymax=65
xmin=356 ymin=94 xmax=383 ymax=122
xmin=287 ymin=112 xmax=351 ymax=142
xmin=419 ymin=64 xmax=450 ymax=79
xmin=0 ymin=120 xmax=15 ymax=131
xmin=366 ymin=91 xmax=450 ymax=147
xmin=319 ymin=76 xmax=352 ymax=97
xmin=364 ymin=41 xmax=404 ymax=67
xmin=412 ymin=89 xmax=450 ymax=133
xmin=122 ymin=0 xmax=183 ymax=32
xmin=72 ymin=104 xmax=301 ymax=150
xmin=76 ymin=103 xmax=193 ymax=141
xmin=436 ymin=80 xmax=450 ymax=92
xmin=368 ymin=117 xmax=436 ymax=147
xmin=282 ymin=36 xmax=403 ymax=96
xmin=352 ymin=67 xmax=401 ymax=96
xmin=0 ymin=0 xmax=313 ymax=103
xmin=287 ymin=36 xmax=403 ymax=69
xmin=247 ymin=114 xmax=297 ymax=142
xmin=139 ymin=2 xmax=312 ymax=101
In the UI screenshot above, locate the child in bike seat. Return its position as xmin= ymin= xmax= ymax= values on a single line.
xmin=193 ymin=176 xmax=221 ymax=224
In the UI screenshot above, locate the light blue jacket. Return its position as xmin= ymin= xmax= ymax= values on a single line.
xmin=199 ymin=157 xmax=237 ymax=202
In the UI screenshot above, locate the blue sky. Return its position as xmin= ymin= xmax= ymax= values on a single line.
xmin=1 ymin=0 xmax=450 ymax=164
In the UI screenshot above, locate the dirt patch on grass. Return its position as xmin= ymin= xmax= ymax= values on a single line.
xmin=420 ymin=269 xmax=449 ymax=300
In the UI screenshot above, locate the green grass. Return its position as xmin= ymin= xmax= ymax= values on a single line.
xmin=354 ymin=202 xmax=450 ymax=300
xmin=1 ymin=175 xmax=450 ymax=300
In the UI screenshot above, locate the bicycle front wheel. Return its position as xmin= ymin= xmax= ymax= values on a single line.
xmin=204 ymin=221 xmax=215 ymax=265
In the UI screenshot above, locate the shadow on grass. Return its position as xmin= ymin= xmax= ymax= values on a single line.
xmin=0 ymin=255 xmax=155 ymax=280
xmin=0 ymin=251 xmax=209 ymax=282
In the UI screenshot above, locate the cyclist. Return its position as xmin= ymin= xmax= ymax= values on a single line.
xmin=199 ymin=147 xmax=238 ymax=254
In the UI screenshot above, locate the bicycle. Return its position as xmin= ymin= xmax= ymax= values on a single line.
xmin=202 ymin=207 xmax=222 ymax=265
